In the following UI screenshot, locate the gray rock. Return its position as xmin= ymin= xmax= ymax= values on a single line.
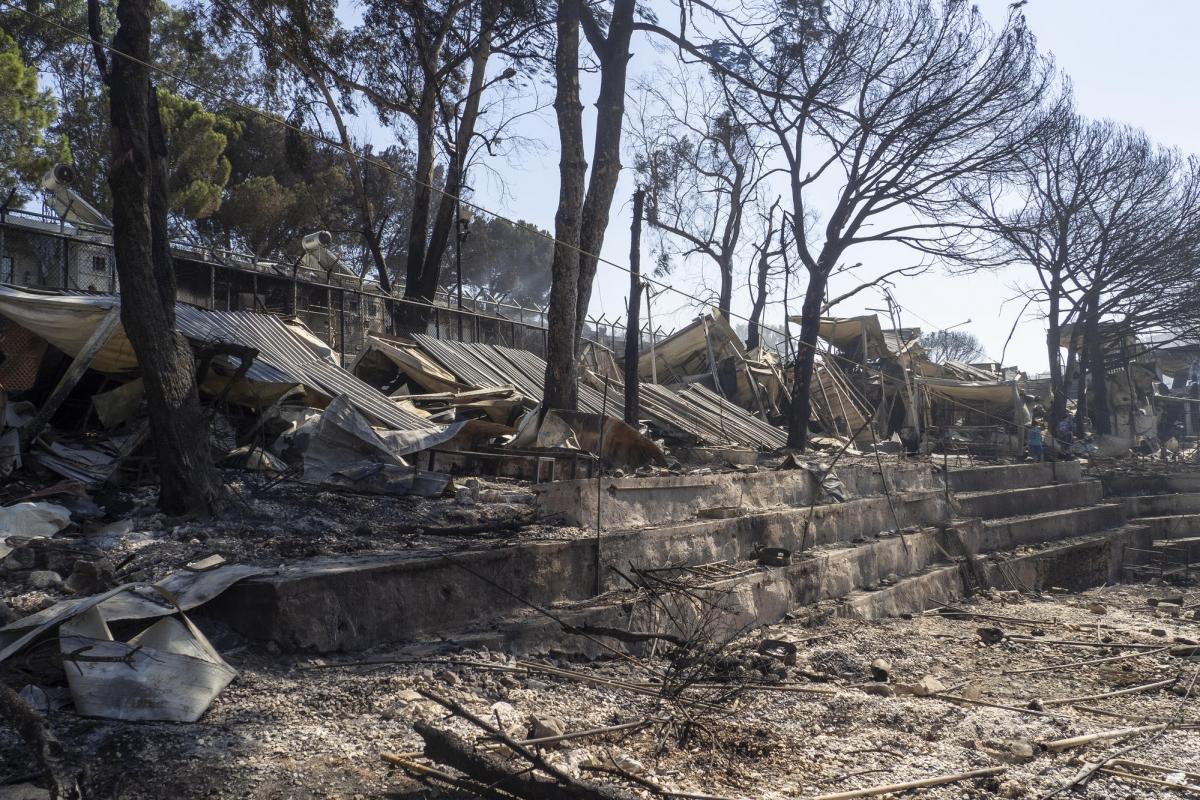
xmin=64 ymin=559 xmax=112 ymax=595
xmin=436 ymin=669 xmax=460 ymax=686
xmin=27 ymin=570 xmax=62 ymax=590
xmin=527 ymin=716 xmax=565 ymax=740
xmin=911 ymin=675 xmax=946 ymax=697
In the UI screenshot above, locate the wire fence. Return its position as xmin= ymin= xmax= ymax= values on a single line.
xmin=0 ymin=207 xmax=676 ymax=365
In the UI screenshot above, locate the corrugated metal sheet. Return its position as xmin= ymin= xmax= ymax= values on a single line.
xmin=411 ymin=335 xmax=786 ymax=450
xmin=176 ymin=306 xmax=444 ymax=433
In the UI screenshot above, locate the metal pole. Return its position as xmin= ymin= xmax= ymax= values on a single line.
xmin=646 ymin=290 xmax=658 ymax=384
xmin=456 ymin=195 xmax=464 ymax=341
xmin=624 ymin=188 xmax=645 ymax=425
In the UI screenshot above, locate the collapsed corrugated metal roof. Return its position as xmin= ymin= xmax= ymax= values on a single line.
xmin=0 ymin=286 xmax=453 ymax=440
xmin=409 ymin=334 xmax=786 ymax=450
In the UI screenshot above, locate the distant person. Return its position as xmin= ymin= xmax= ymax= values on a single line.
xmin=1027 ymin=424 xmax=1044 ymax=461
xmin=1055 ymin=417 xmax=1073 ymax=446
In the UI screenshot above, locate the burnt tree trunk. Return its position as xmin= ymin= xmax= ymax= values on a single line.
xmin=542 ymin=0 xmax=586 ymax=411
xmin=571 ymin=0 xmax=636 ymax=345
xmin=93 ymin=0 xmax=221 ymax=516
xmin=624 ymin=189 xmax=644 ymax=425
xmin=1082 ymin=294 xmax=1112 ymax=436
xmin=1045 ymin=269 xmax=1068 ymax=438
xmin=718 ymin=255 xmax=734 ymax=321
xmin=416 ymin=3 xmax=499 ymax=302
xmin=746 ymin=240 xmax=771 ymax=352
xmin=403 ymin=82 xmax=440 ymax=303
xmin=311 ymin=78 xmax=390 ymax=294
xmin=786 ymin=262 xmax=828 ymax=450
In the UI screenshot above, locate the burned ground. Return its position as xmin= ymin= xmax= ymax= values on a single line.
xmin=2 ymin=582 xmax=1197 ymax=799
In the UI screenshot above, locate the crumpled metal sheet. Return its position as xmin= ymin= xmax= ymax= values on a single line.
xmin=59 ymin=605 xmax=236 ymax=722
xmin=0 ymin=564 xmax=270 ymax=663
xmin=291 ymin=395 xmax=455 ymax=496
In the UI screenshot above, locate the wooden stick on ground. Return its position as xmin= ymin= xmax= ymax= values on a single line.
xmin=810 ymin=766 xmax=1007 ymax=800
xmin=1110 ymin=757 xmax=1200 ymax=783
xmin=932 ymin=693 xmax=1071 ymax=720
xmin=1072 ymin=704 xmax=1200 ymax=727
xmin=415 ymin=721 xmax=633 ymax=800
xmin=1042 ymin=677 xmax=1176 ymax=707
xmin=1094 ymin=765 xmax=1200 ymax=794
xmin=581 ymin=760 xmax=744 ymax=800
xmin=381 ymin=751 xmax=515 ymax=799
xmin=1008 ymin=637 xmax=1162 ymax=651
xmin=415 ymin=688 xmax=636 ymax=800
xmin=1041 ymin=724 xmax=1167 ymax=753
xmin=1002 ymin=646 xmax=1170 ymax=676
xmin=482 ymin=719 xmax=654 ymax=750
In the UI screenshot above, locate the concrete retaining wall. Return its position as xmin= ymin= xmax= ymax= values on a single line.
xmin=981 ymin=527 xmax=1152 ymax=593
xmin=535 ymin=462 xmax=939 ymax=529
xmin=946 ymin=461 xmax=1081 ymax=493
xmin=1136 ymin=514 xmax=1200 ymax=539
xmin=1101 ymin=472 xmax=1200 ymax=497
xmin=214 ymin=490 xmax=950 ymax=652
xmin=1125 ymin=493 xmax=1200 ymax=518
xmin=977 ymin=504 xmax=1125 ymax=553
xmin=956 ymin=480 xmax=1103 ymax=520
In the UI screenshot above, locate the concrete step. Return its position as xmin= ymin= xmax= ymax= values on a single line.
xmin=1124 ymin=492 xmax=1200 ymax=518
xmin=974 ymin=503 xmax=1126 ymax=553
xmin=1102 ymin=472 xmax=1200 ymax=497
xmin=1134 ymin=514 xmax=1200 ymax=539
xmin=211 ymin=490 xmax=952 ymax=652
xmin=473 ymin=529 xmax=951 ymax=656
xmin=945 ymin=461 xmax=1082 ymax=493
xmin=1151 ymin=536 xmax=1200 ymax=561
xmin=535 ymin=462 xmax=940 ymax=529
xmin=845 ymin=525 xmax=1151 ymax=621
xmin=981 ymin=526 xmax=1151 ymax=593
xmin=839 ymin=564 xmax=964 ymax=620
xmin=956 ymin=480 xmax=1104 ymax=520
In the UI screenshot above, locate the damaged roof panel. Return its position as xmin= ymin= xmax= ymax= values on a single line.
xmin=409 ymin=334 xmax=786 ymax=450
xmin=0 ymin=286 xmax=452 ymax=440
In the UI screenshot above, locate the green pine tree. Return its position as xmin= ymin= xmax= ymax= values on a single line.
xmin=0 ymin=28 xmax=63 ymax=202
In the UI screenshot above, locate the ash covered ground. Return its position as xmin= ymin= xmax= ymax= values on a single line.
xmin=3 ymin=579 xmax=1198 ymax=799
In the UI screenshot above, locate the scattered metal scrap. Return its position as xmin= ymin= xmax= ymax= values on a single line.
xmin=0 ymin=564 xmax=267 ymax=722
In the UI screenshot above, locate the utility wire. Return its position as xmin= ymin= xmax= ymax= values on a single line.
xmin=4 ymin=1 xmax=1035 ymax=434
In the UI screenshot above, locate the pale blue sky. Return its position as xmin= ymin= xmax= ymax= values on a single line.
xmin=354 ymin=1 xmax=1200 ymax=372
